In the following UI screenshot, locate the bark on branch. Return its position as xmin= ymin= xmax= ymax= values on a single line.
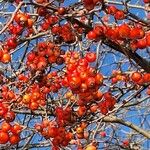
xmin=103 ymin=116 xmax=150 ymax=139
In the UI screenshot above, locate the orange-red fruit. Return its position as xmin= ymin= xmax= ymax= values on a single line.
xmin=95 ymin=73 xmax=103 ymax=85
xmin=14 ymin=13 xmax=28 ymax=26
xmin=118 ymin=24 xmax=130 ymax=38
xmin=52 ymin=146 xmax=60 ymax=150
xmin=11 ymin=124 xmax=22 ymax=135
xmin=143 ymin=73 xmax=150 ymax=83
xmin=69 ymin=76 xmax=81 ymax=89
xmin=65 ymin=132 xmax=73 ymax=141
xmin=27 ymin=19 xmax=34 ymax=28
xmin=1 ymin=122 xmax=11 ymax=132
xmin=93 ymin=25 xmax=104 ymax=36
xmin=107 ymin=5 xmax=117 ymax=15
xmin=130 ymin=40 xmax=138 ymax=51
xmin=122 ymin=139 xmax=129 ymax=147
xmin=37 ymin=7 xmax=47 ymax=16
xmin=85 ymin=145 xmax=97 ymax=150
xmin=137 ymin=38 xmax=147 ymax=49
xmin=22 ymin=93 xmax=31 ymax=104
xmin=83 ymin=0 xmax=95 ymax=11
xmin=87 ymin=30 xmax=97 ymax=40
xmin=90 ymin=104 xmax=98 ymax=113
xmin=131 ymin=72 xmax=142 ymax=82
xmin=57 ymin=7 xmax=66 ymax=15
xmin=80 ymin=122 xmax=88 ymax=129
xmin=29 ymin=102 xmax=39 ymax=110
xmin=1 ymin=53 xmax=11 ymax=63
xmin=130 ymin=27 xmax=145 ymax=39
xmin=9 ymin=134 xmax=20 ymax=145
xmin=114 ymin=10 xmax=125 ymax=20
xmin=85 ymin=52 xmax=96 ymax=62
xmin=111 ymin=77 xmax=118 ymax=84
xmin=86 ymin=77 xmax=96 ymax=88
xmin=77 ymin=106 xmax=86 ymax=116
xmin=0 ymin=131 xmax=9 ymax=144
xmin=100 ymin=131 xmax=106 ymax=137
xmin=4 ymin=111 xmax=15 ymax=122
xmin=35 ymin=124 xmax=43 ymax=132
xmin=76 ymin=127 xmax=84 ymax=134
xmin=48 ymin=127 xmax=58 ymax=138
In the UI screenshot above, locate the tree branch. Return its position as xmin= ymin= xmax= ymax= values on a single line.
xmin=103 ymin=116 xmax=150 ymax=139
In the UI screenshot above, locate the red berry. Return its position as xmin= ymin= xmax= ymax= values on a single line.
xmin=107 ymin=5 xmax=117 ymax=15
xmin=131 ymin=72 xmax=142 ymax=82
xmin=114 ymin=10 xmax=125 ymax=20
xmin=11 ymin=124 xmax=22 ymax=135
xmin=137 ymin=38 xmax=147 ymax=49
xmin=130 ymin=27 xmax=145 ymax=39
xmin=4 ymin=111 xmax=15 ymax=122
xmin=1 ymin=122 xmax=11 ymax=132
xmin=6 ymin=37 xmax=18 ymax=49
xmin=0 ymin=131 xmax=9 ymax=144
xmin=87 ymin=30 xmax=97 ymax=40
xmin=85 ymin=52 xmax=96 ymax=62
xmin=122 ymin=139 xmax=129 ymax=147
xmin=57 ymin=7 xmax=66 ymax=15
xmin=100 ymin=131 xmax=106 ymax=137
xmin=9 ymin=134 xmax=20 ymax=145
xmin=118 ymin=23 xmax=130 ymax=38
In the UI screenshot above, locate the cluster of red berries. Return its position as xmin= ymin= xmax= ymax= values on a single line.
xmin=55 ymin=107 xmax=73 ymax=127
xmin=37 ymin=5 xmax=81 ymax=43
xmin=14 ymin=12 xmax=33 ymax=28
xmin=87 ymin=23 xmax=150 ymax=51
xmin=83 ymin=0 xmax=103 ymax=11
xmin=18 ymin=74 xmax=29 ymax=83
xmin=111 ymin=70 xmax=129 ymax=84
xmin=35 ymin=119 xmax=73 ymax=149
xmin=75 ymin=123 xmax=88 ymax=140
xmin=52 ymin=23 xmax=76 ymax=43
xmin=0 ymin=12 xmax=34 ymax=64
xmin=98 ymin=92 xmax=116 ymax=115
xmin=0 ymin=122 xmax=22 ymax=145
xmin=110 ymin=71 xmax=150 ymax=85
xmin=43 ymin=71 xmax=62 ymax=93
xmin=40 ymin=15 xmax=59 ymax=30
xmin=130 ymin=72 xmax=150 ymax=85
xmin=36 ymin=4 xmax=59 ymax=30
xmin=77 ymin=90 xmax=102 ymax=108
xmin=0 ymin=102 xmax=16 ymax=122
xmin=7 ymin=12 xmax=34 ymax=43
xmin=1 ymin=86 xmax=16 ymax=102
xmin=26 ymin=42 xmax=65 ymax=71
xmin=22 ymin=83 xmax=46 ymax=110
xmin=130 ymin=33 xmax=150 ymax=50
xmin=62 ymin=51 xmax=103 ymax=93
xmin=106 ymin=5 xmax=125 ymax=20
xmin=75 ymin=91 xmax=103 ymax=117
